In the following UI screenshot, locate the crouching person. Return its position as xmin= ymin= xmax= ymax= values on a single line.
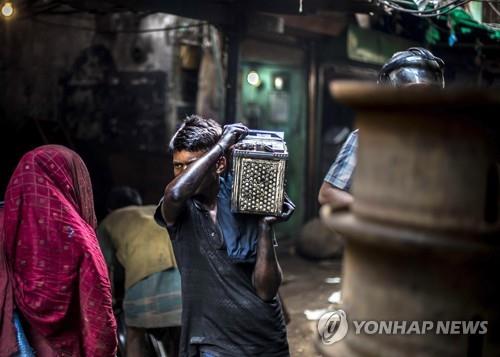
xmin=155 ymin=116 xmax=293 ymax=357
xmin=98 ymin=187 xmax=181 ymax=357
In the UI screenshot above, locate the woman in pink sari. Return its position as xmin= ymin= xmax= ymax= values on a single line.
xmin=0 ymin=145 xmax=116 ymax=356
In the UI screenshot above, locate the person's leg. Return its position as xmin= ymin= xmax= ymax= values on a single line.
xmin=126 ymin=326 xmax=147 ymax=357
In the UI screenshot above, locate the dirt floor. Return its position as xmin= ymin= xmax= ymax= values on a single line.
xmin=278 ymin=245 xmax=343 ymax=357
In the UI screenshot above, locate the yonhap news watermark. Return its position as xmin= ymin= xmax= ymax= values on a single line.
xmin=317 ymin=310 xmax=488 ymax=345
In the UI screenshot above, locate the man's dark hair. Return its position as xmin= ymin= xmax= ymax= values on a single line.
xmin=378 ymin=47 xmax=445 ymax=87
xmin=106 ymin=186 xmax=142 ymax=211
xmin=169 ymin=115 xmax=223 ymax=152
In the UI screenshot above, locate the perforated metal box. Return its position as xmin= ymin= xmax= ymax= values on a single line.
xmin=231 ymin=130 xmax=288 ymax=215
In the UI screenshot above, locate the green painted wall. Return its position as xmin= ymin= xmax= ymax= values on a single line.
xmin=239 ymin=62 xmax=306 ymax=237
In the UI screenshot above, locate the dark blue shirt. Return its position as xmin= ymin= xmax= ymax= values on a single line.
xmin=154 ymin=175 xmax=289 ymax=357
xmin=155 ymin=174 xmax=261 ymax=263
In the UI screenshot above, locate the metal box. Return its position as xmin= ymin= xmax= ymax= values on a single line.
xmin=231 ymin=130 xmax=288 ymax=215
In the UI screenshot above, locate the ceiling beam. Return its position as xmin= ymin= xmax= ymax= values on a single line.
xmin=63 ymin=0 xmax=379 ymax=23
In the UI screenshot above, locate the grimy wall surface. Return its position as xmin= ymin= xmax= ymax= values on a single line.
xmin=0 ymin=12 xmax=199 ymax=217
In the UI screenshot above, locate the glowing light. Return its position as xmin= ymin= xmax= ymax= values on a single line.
xmin=247 ymin=71 xmax=261 ymax=87
xmin=1 ymin=2 xmax=14 ymax=18
xmin=274 ymin=76 xmax=284 ymax=90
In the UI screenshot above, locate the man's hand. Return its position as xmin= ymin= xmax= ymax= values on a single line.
xmin=162 ymin=124 xmax=248 ymax=227
xmin=260 ymin=195 xmax=295 ymax=226
xmin=219 ymin=123 xmax=248 ymax=151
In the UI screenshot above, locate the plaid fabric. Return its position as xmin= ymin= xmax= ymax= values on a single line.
xmin=324 ymin=129 xmax=358 ymax=192
xmin=124 ymin=268 xmax=182 ymax=328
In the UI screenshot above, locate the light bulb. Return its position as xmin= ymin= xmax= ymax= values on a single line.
xmin=247 ymin=71 xmax=261 ymax=87
xmin=1 ymin=2 xmax=14 ymax=18
xmin=274 ymin=76 xmax=284 ymax=90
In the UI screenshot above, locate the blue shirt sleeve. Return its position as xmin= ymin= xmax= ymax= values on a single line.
xmin=218 ymin=174 xmax=259 ymax=263
xmin=323 ymin=129 xmax=358 ymax=192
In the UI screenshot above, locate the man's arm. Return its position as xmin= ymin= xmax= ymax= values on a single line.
xmin=253 ymin=221 xmax=282 ymax=302
xmin=162 ymin=144 xmax=223 ymax=225
xmin=253 ymin=199 xmax=294 ymax=302
xmin=318 ymin=182 xmax=353 ymax=210
xmin=161 ymin=124 xmax=247 ymax=226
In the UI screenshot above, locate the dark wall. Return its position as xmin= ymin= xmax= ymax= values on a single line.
xmin=0 ymin=13 xmax=190 ymax=218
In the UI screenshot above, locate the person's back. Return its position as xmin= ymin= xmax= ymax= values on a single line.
xmin=100 ymin=205 xmax=177 ymax=291
xmin=1 ymin=145 xmax=117 ymax=357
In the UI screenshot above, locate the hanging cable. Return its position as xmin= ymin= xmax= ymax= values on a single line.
xmin=377 ymin=0 xmax=500 ymax=17
xmin=376 ymin=0 xmax=472 ymax=17
xmin=487 ymin=1 xmax=500 ymax=16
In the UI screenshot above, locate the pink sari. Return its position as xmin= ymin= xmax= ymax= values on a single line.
xmin=1 ymin=145 xmax=116 ymax=356
xmin=0 ymin=205 xmax=17 ymax=357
